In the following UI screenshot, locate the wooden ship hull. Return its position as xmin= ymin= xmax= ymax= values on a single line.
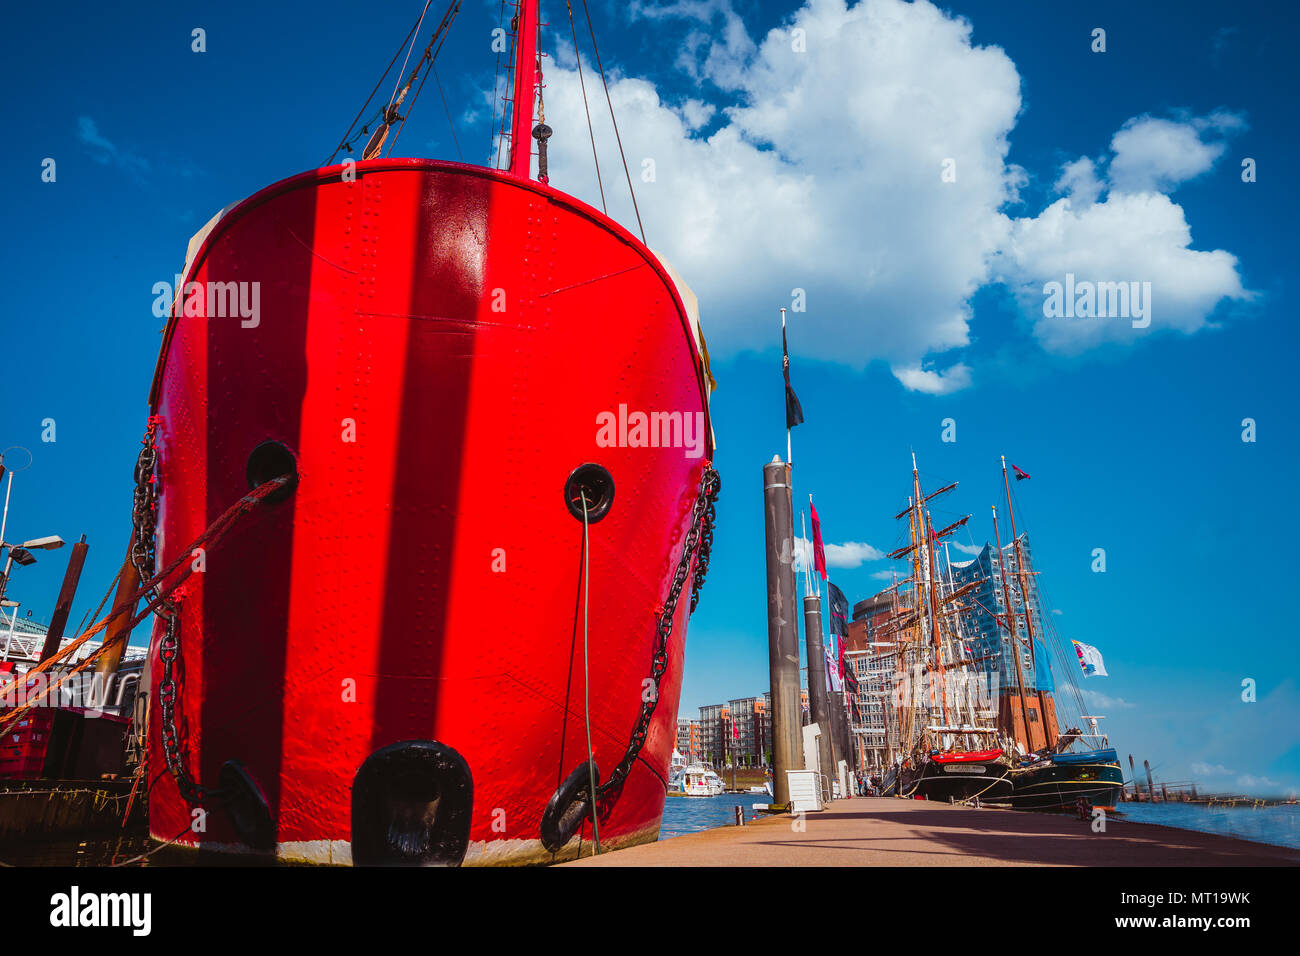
xmin=1007 ymin=750 xmax=1125 ymax=811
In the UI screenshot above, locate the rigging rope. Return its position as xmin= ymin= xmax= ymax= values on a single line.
xmin=578 ymin=0 xmax=645 ymax=243
xmin=432 ymin=66 xmax=465 ymax=161
xmin=0 ymin=476 xmax=291 ymax=736
xmin=325 ymin=1 xmax=462 ymax=164
xmin=385 ymin=2 xmax=464 ymax=158
xmin=490 ymin=0 xmax=510 ymax=164
xmin=389 ymin=0 xmax=436 ymax=112
xmin=325 ymin=18 xmax=423 ymax=165
xmin=579 ymin=492 xmax=601 ymax=854
xmin=565 ymin=0 xmax=607 ymax=214
xmin=494 ymin=4 xmax=519 ymax=170
xmin=1003 ymin=482 xmax=1091 ymax=725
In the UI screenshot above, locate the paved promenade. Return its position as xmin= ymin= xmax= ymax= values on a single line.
xmin=565 ymin=797 xmax=1300 ymax=866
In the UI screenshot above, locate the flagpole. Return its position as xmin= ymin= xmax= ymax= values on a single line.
xmin=1001 ymin=454 xmax=1054 ymax=748
xmin=800 ymin=512 xmax=811 ymax=598
xmin=808 ymin=494 xmax=820 ymax=598
xmin=781 ymin=307 xmax=791 ymax=465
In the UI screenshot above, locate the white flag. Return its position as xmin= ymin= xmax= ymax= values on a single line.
xmin=1072 ymin=640 xmax=1108 ymax=677
xmin=826 ymin=640 xmax=842 ymax=692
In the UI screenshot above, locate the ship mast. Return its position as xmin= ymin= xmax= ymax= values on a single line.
xmin=923 ymin=508 xmax=948 ymax=732
xmin=992 ymin=504 xmax=1034 ymax=754
xmin=508 ymin=0 xmax=541 ymax=179
xmin=943 ymin=542 xmax=980 ymax=743
xmin=910 ymin=461 xmax=928 ymax=752
xmin=1000 ymin=456 xmax=1054 ymax=749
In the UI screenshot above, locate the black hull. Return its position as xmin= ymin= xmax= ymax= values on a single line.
xmin=899 ymin=759 xmax=1013 ymax=803
xmin=1008 ymin=761 xmax=1125 ymax=811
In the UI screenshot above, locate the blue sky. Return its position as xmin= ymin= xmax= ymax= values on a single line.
xmin=2 ymin=0 xmax=1297 ymax=795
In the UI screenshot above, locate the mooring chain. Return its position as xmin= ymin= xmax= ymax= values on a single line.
xmin=132 ymin=421 xmax=209 ymax=805
xmin=597 ymin=464 xmax=720 ymax=802
xmin=690 ymin=467 xmax=721 ymax=612
xmin=130 ymin=421 xmax=299 ymax=808
xmin=155 ymin=608 xmax=210 ymax=806
xmin=130 ymin=418 xmax=163 ymax=607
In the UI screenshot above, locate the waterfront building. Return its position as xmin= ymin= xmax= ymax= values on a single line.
xmin=675 ymin=718 xmax=703 ymax=762
xmin=695 ymin=689 xmax=811 ymax=768
xmin=947 ymin=536 xmax=1059 ymax=751
xmin=726 ymin=696 xmax=769 ymax=768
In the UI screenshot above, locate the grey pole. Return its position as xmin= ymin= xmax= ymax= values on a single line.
xmin=763 ymin=457 xmax=801 ymax=807
xmin=802 ymin=594 xmax=837 ymax=799
xmin=834 ymin=685 xmax=855 ymax=787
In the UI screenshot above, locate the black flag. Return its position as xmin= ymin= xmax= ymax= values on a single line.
xmin=828 ymin=581 xmax=850 ymax=687
xmin=782 ymin=322 xmax=804 ymax=429
xmin=827 ymin=582 xmax=849 ymax=638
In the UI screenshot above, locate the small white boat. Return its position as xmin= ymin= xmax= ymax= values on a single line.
xmin=675 ymin=763 xmax=725 ymax=796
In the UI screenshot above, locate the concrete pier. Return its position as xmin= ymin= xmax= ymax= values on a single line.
xmin=564 ymin=797 xmax=1299 ymax=867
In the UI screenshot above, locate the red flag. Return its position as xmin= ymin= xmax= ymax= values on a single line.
xmin=733 ymin=720 xmax=740 ymax=740
xmin=1011 ymin=464 xmax=1031 ymax=481
xmin=809 ymin=500 xmax=828 ymax=582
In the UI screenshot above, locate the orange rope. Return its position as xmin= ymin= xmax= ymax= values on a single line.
xmin=0 ymin=475 xmax=291 ymax=734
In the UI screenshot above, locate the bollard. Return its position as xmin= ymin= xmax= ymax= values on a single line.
xmin=762 ymin=459 xmax=801 ymax=806
xmin=734 ymin=805 xmax=745 ymax=826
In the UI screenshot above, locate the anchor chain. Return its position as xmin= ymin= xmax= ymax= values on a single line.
xmin=155 ymin=608 xmax=209 ymax=805
xmin=597 ymin=464 xmax=720 ymax=803
xmin=131 ymin=421 xmax=207 ymax=806
xmin=130 ymin=417 xmax=163 ymax=605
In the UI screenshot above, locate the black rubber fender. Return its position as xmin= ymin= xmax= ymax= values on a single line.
xmin=540 ymin=760 xmax=599 ymax=852
xmin=351 ymin=740 xmax=474 ymax=866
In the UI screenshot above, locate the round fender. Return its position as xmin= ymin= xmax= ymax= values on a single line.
xmin=540 ymin=760 xmax=599 ymax=853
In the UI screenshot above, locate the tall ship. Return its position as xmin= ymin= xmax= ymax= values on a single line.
xmin=877 ymin=456 xmax=1012 ymax=803
xmin=137 ymin=1 xmax=719 ymax=865
xmin=858 ymin=456 xmax=1122 ymax=811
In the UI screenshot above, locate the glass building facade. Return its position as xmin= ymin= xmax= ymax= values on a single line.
xmin=948 ymin=535 xmax=1055 ymax=696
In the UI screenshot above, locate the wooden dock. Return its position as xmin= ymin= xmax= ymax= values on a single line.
xmin=564 ymin=797 xmax=1300 ymax=866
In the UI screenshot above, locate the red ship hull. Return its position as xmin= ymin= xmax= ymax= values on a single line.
xmin=144 ymin=158 xmax=713 ymax=864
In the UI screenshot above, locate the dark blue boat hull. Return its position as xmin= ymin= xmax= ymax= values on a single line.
xmin=1008 ymin=754 xmax=1124 ymax=811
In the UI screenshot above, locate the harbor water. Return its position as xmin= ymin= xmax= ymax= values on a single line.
xmin=1113 ymin=801 xmax=1300 ymax=850
xmin=659 ymin=792 xmax=774 ymax=840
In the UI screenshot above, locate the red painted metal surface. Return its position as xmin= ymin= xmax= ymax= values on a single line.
xmin=509 ymin=0 xmax=540 ymax=178
xmin=931 ymin=748 xmax=1004 ymax=764
xmin=0 ymin=711 xmax=53 ymax=779
xmin=145 ymin=157 xmax=711 ymax=864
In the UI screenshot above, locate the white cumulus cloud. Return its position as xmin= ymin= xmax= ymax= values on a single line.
xmin=1107 ymin=112 xmax=1242 ymax=194
xmin=1081 ymin=690 xmax=1135 ymax=711
xmin=1236 ymin=774 xmax=1280 ymax=793
xmin=534 ymin=0 xmax=1248 ymax=391
xmin=825 ymin=540 xmax=885 ymax=567
xmin=794 ymin=536 xmax=884 ymax=571
xmin=1191 ymin=762 xmax=1234 ymax=776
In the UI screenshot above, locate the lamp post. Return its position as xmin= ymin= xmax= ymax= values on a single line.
xmin=0 ymin=446 xmax=35 ymax=548
xmin=0 ymin=536 xmax=66 ymax=603
xmin=0 ymin=448 xmax=65 ymax=603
